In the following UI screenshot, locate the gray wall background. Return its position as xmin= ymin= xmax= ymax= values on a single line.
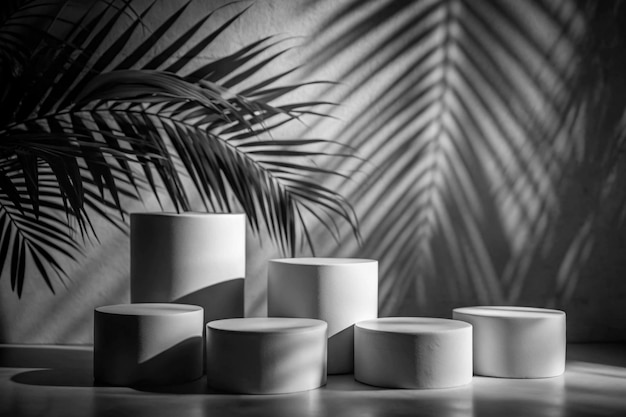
xmin=1 ymin=0 xmax=625 ymax=343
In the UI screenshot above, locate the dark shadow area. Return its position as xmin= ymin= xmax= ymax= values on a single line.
xmin=93 ymin=305 xmax=139 ymax=387
xmin=0 ymin=345 xmax=92 ymax=369
xmin=12 ymin=368 xmax=93 ymax=387
xmin=322 ymin=374 xmax=383 ymax=392
xmin=328 ymin=325 xmax=354 ymax=374
xmin=3 ymin=345 xmax=94 ymax=388
xmin=6 ymin=336 xmax=205 ymax=389
xmin=175 ymin=278 xmax=244 ymax=324
xmin=566 ymin=343 xmax=626 ymax=368
xmin=95 ymin=336 xmax=203 ymax=387
xmin=134 ymin=336 xmax=203 ymax=386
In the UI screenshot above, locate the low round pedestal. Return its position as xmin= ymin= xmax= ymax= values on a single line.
xmin=94 ymin=303 xmax=204 ymax=386
xmin=354 ymin=317 xmax=473 ymax=389
xmin=453 ymin=306 xmax=566 ymax=378
xmin=206 ymin=318 xmax=327 ymax=394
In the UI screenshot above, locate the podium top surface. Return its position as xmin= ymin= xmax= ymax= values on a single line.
xmin=356 ymin=317 xmax=471 ymax=334
xmin=269 ymin=257 xmax=377 ymax=266
xmin=208 ymin=317 xmax=327 ymax=333
xmin=95 ymin=303 xmax=203 ymax=316
xmin=130 ymin=212 xmax=244 ymax=218
xmin=453 ymin=306 xmax=565 ymax=319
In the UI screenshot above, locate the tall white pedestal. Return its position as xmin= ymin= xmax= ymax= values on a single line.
xmin=94 ymin=303 xmax=203 ymax=386
xmin=453 ymin=306 xmax=566 ymax=378
xmin=267 ymin=258 xmax=378 ymax=374
xmin=131 ymin=212 xmax=245 ymax=323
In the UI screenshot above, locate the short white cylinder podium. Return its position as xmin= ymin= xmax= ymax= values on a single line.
xmin=267 ymin=258 xmax=378 ymax=374
xmin=206 ymin=318 xmax=327 ymax=394
xmin=131 ymin=212 xmax=245 ymax=323
xmin=453 ymin=306 xmax=566 ymax=378
xmin=354 ymin=317 xmax=473 ymax=389
xmin=94 ymin=303 xmax=204 ymax=386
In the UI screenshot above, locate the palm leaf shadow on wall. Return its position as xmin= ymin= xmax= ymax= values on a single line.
xmin=303 ymin=0 xmax=626 ymax=317
xmin=0 ymin=0 xmax=360 ymax=297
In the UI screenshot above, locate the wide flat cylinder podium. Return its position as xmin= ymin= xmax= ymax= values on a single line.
xmin=354 ymin=317 xmax=473 ymax=389
xmin=267 ymin=258 xmax=378 ymax=374
xmin=453 ymin=306 xmax=566 ymax=378
xmin=206 ymin=318 xmax=327 ymax=394
xmin=130 ymin=212 xmax=245 ymax=323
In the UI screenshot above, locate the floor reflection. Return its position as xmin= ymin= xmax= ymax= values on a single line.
xmin=1 ymin=344 xmax=625 ymax=417
xmin=473 ymin=375 xmax=565 ymax=417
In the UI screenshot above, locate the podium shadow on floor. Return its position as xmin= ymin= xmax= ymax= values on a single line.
xmin=3 ymin=345 xmax=94 ymax=387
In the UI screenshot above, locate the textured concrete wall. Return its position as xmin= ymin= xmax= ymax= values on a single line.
xmin=1 ymin=0 xmax=625 ymax=343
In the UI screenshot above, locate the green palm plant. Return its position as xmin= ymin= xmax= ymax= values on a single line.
xmin=0 ymin=0 xmax=359 ymax=297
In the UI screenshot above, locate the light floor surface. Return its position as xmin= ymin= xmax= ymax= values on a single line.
xmin=0 ymin=343 xmax=625 ymax=417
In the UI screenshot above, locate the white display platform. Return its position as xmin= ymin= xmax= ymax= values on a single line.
xmin=94 ymin=303 xmax=203 ymax=386
xmin=267 ymin=258 xmax=378 ymax=374
xmin=354 ymin=317 xmax=473 ymax=389
xmin=453 ymin=306 xmax=566 ymax=378
xmin=206 ymin=318 xmax=327 ymax=394
xmin=130 ymin=212 xmax=245 ymax=323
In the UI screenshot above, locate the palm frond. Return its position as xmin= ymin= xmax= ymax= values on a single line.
xmin=73 ymin=68 xmax=358 ymax=254
xmin=1 ymin=0 xmax=359 ymax=295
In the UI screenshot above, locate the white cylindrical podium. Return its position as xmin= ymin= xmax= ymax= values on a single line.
xmin=206 ymin=318 xmax=327 ymax=394
xmin=453 ymin=306 xmax=566 ymax=378
xmin=131 ymin=212 xmax=245 ymax=323
xmin=267 ymin=258 xmax=378 ymax=374
xmin=94 ymin=303 xmax=203 ymax=386
xmin=354 ymin=317 xmax=473 ymax=389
